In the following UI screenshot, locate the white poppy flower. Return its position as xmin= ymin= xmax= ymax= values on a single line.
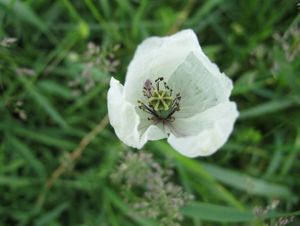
xmin=107 ymin=29 xmax=239 ymax=157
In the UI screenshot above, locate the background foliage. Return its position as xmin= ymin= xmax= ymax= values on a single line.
xmin=0 ymin=0 xmax=300 ymax=225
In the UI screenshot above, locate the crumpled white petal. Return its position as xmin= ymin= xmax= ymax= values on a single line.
xmin=168 ymin=52 xmax=233 ymax=119
xmin=107 ymin=77 xmax=166 ymax=148
xmin=167 ymin=102 xmax=239 ymax=157
xmin=124 ymin=29 xmax=202 ymax=104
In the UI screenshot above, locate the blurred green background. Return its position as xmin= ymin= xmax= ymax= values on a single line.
xmin=0 ymin=0 xmax=300 ymax=225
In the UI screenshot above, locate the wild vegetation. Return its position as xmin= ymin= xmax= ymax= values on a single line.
xmin=0 ymin=0 xmax=299 ymax=225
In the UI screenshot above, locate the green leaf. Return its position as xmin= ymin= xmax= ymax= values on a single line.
xmin=12 ymin=126 xmax=75 ymax=149
xmin=35 ymin=203 xmax=69 ymax=226
xmin=17 ymin=76 xmax=69 ymax=129
xmin=0 ymin=176 xmax=33 ymax=187
xmin=240 ymin=99 xmax=295 ymax=119
xmin=182 ymin=202 xmax=300 ymax=222
xmin=0 ymin=0 xmax=47 ymax=32
xmin=37 ymin=80 xmax=73 ymax=99
xmin=200 ymin=162 xmax=296 ymax=200
xmin=7 ymin=136 xmax=46 ymax=178
xmin=182 ymin=202 xmax=254 ymax=222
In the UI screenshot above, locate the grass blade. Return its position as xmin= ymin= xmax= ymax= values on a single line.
xmin=18 ymin=75 xmax=69 ymax=129
xmin=200 ymin=162 xmax=295 ymax=200
xmin=6 ymin=136 xmax=46 ymax=178
xmin=182 ymin=202 xmax=300 ymax=222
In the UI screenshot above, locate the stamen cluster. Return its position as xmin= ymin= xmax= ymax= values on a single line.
xmin=138 ymin=77 xmax=181 ymax=122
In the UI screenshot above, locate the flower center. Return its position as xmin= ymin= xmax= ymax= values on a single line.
xmin=138 ymin=77 xmax=181 ymax=122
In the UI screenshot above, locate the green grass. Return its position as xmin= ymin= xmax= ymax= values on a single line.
xmin=1 ymin=0 xmax=300 ymax=225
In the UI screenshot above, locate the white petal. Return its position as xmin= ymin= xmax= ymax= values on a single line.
xmin=169 ymin=52 xmax=233 ymax=118
xmin=167 ymin=102 xmax=239 ymax=157
xmin=107 ymin=77 xmax=140 ymax=147
xmin=141 ymin=124 xmax=167 ymax=144
xmin=124 ymin=29 xmax=202 ymax=104
xmin=107 ymin=77 xmax=124 ymax=125
xmin=107 ymin=77 xmax=166 ymax=148
xmin=193 ymin=38 xmax=233 ymax=95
